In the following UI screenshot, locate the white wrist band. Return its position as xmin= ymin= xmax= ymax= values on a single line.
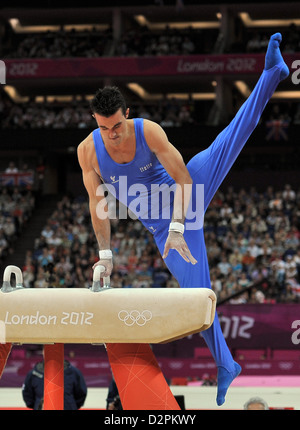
xmin=99 ymin=249 xmax=113 ymax=259
xmin=168 ymin=222 xmax=184 ymax=234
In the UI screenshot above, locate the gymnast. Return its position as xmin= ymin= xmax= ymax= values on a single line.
xmin=77 ymin=33 xmax=289 ymax=406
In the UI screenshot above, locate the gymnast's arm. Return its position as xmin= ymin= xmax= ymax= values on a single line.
xmin=77 ymin=136 xmax=113 ymax=277
xmin=144 ymin=120 xmax=197 ymax=265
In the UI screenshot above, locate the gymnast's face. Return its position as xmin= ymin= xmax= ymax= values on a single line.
xmin=93 ymin=108 xmax=129 ymax=146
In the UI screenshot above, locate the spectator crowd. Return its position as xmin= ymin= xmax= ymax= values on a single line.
xmin=1 ymin=86 xmax=300 ymax=131
xmin=1 ymin=20 xmax=299 ymax=130
xmin=14 ymin=182 xmax=300 ymax=305
xmin=0 ymin=185 xmax=35 ymax=262
xmin=0 ymin=91 xmax=197 ymax=130
xmin=4 ymin=26 xmax=216 ymax=59
xmin=3 ymin=22 xmax=300 ymax=59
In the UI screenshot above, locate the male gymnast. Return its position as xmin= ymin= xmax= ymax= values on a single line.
xmin=77 ymin=33 xmax=289 ymax=406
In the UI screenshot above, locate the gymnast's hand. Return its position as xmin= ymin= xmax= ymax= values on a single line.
xmin=92 ymin=258 xmax=113 ymax=277
xmin=162 ymin=231 xmax=198 ymax=265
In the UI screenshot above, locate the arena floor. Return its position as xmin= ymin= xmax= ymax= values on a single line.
xmin=1 ymin=380 xmax=299 ymax=410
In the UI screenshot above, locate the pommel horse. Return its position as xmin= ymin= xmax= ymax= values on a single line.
xmin=0 ymin=265 xmax=216 ymax=410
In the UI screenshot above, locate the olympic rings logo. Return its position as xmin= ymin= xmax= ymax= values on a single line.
xmin=118 ymin=310 xmax=152 ymax=327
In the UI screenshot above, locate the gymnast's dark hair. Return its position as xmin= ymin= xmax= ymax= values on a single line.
xmin=90 ymin=86 xmax=127 ymax=117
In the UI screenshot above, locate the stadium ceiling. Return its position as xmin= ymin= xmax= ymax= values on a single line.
xmin=1 ymin=2 xmax=300 ymax=26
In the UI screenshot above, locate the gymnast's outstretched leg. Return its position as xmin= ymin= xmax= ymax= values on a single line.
xmin=158 ymin=228 xmax=241 ymax=407
xmin=159 ymin=33 xmax=289 ymax=406
xmin=186 ymin=33 xmax=289 ymax=212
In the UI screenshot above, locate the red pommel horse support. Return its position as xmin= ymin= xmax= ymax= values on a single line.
xmin=0 ymin=265 xmax=216 ymax=410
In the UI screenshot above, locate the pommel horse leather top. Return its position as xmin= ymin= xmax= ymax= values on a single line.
xmin=0 ymin=265 xmax=216 ymax=345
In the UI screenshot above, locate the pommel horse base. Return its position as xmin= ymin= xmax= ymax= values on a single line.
xmin=0 ymin=265 xmax=216 ymax=410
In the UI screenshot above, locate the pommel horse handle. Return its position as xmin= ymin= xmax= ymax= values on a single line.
xmin=91 ymin=265 xmax=110 ymax=291
xmin=2 ymin=265 xmax=23 ymax=292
